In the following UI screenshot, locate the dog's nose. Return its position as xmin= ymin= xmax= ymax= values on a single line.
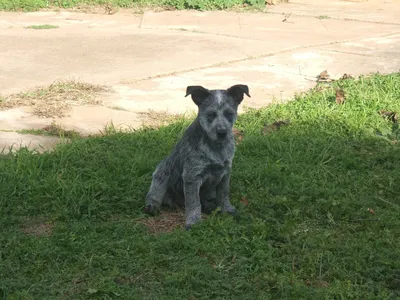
xmin=216 ymin=126 xmax=227 ymax=139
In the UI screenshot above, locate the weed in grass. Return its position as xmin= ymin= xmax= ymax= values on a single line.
xmin=25 ymin=24 xmax=59 ymax=29
xmin=108 ymin=105 xmax=129 ymax=111
xmin=17 ymin=123 xmax=81 ymax=139
xmin=0 ymin=73 xmax=400 ymax=299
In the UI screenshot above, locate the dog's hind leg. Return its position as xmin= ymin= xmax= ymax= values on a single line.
xmin=144 ymin=162 xmax=169 ymax=216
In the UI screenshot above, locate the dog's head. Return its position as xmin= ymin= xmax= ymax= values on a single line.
xmin=185 ymin=84 xmax=250 ymax=142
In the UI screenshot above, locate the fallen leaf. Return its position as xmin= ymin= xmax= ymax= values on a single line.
xmin=317 ymin=70 xmax=332 ymax=82
xmin=335 ymin=88 xmax=346 ymax=104
xmin=262 ymin=120 xmax=290 ymax=135
xmin=367 ymin=208 xmax=375 ymax=214
xmin=233 ymin=128 xmax=244 ymax=145
xmin=240 ymin=196 xmax=249 ymax=206
xmin=340 ymin=73 xmax=354 ymax=80
xmin=379 ymin=110 xmax=398 ymax=123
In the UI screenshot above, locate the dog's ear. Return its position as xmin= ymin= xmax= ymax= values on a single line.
xmin=185 ymin=86 xmax=211 ymax=106
xmin=227 ymin=84 xmax=250 ymax=104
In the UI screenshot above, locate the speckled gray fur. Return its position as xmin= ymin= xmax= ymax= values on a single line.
xmin=144 ymin=84 xmax=250 ymax=227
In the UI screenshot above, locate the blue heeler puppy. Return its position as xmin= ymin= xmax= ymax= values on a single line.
xmin=144 ymin=84 xmax=250 ymax=229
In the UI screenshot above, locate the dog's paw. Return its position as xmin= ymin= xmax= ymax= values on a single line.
xmin=201 ymin=200 xmax=218 ymax=215
xmin=230 ymin=209 xmax=241 ymax=222
xmin=144 ymin=205 xmax=160 ymax=216
xmin=227 ymin=208 xmax=237 ymax=217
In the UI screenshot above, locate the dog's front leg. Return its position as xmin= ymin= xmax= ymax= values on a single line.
xmin=216 ymin=173 xmax=236 ymax=215
xmin=183 ymin=178 xmax=202 ymax=229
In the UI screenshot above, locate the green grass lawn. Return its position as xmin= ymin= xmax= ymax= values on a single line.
xmin=1 ymin=73 xmax=400 ymax=299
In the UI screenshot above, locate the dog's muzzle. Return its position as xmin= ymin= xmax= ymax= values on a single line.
xmin=216 ymin=126 xmax=227 ymax=140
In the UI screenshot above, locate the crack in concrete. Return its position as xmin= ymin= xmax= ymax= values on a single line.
xmin=119 ymin=30 xmax=400 ymax=85
xmin=166 ymin=28 xmax=269 ymax=42
xmin=237 ymin=13 xmax=242 ymax=29
xmin=138 ymin=12 xmax=144 ymax=28
xmin=320 ymin=49 xmax=390 ymax=58
xmin=267 ymin=11 xmax=400 ymax=26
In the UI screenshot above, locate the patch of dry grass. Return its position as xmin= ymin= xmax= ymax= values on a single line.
xmin=0 ymin=79 xmax=110 ymax=118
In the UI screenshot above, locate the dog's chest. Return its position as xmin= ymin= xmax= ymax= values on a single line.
xmin=199 ymin=141 xmax=234 ymax=185
xmin=203 ymin=158 xmax=231 ymax=186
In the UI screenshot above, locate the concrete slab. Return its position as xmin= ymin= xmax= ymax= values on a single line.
xmin=268 ymin=0 xmax=400 ymax=24
xmin=0 ymin=27 xmax=276 ymax=95
xmin=319 ymin=33 xmax=400 ymax=58
xmin=112 ymin=47 xmax=400 ymax=114
xmin=0 ymin=105 xmax=164 ymax=136
xmin=0 ymin=107 xmax=50 ymax=131
xmin=57 ymin=106 xmax=149 ymax=135
xmin=1 ymin=10 xmax=399 ymax=95
xmin=141 ymin=10 xmax=400 ymax=42
xmin=0 ymin=131 xmax=62 ymax=153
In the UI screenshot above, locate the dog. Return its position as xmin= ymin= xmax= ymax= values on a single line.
xmin=144 ymin=84 xmax=250 ymax=229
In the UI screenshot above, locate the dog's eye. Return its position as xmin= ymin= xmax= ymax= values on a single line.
xmin=207 ymin=112 xmax=217 ymax=121
xmin=224 ymin=111 xmax=234 ymax=121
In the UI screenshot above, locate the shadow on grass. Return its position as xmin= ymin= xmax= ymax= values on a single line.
xmin=0 ymin=73 xmax=400 ymax=299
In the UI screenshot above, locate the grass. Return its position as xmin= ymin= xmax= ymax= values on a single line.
xmin=316 ymin=15 xmax=330 ymax=20
xmin=0 ymin=79 xmax=110 ymax=118
xmin=0 ymin=0 xmax=270 ymax=12
xmin=25 ymin=24 xmax=59 ymax=29
xmin=1 ymin=72 xmax=400 ymax=299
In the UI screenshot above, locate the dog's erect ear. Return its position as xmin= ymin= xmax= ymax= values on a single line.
xmin=227 ymin=84 xmax=250 ymax=104
xmin=185 ymin=86 xmax=211 ymax=106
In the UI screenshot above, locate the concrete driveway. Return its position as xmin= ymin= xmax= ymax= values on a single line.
xmin=0 ymin=0 xmax=399 ymax=151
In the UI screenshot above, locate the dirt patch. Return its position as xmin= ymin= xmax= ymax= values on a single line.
xmin=41 ymin=122 xmax=81 ymax=138
xmin=262 ymin=119 xmax=291 ymax=135
xmin=233 ymin=128 xmax=244 ymax=145
xmin=59 ymin=4 xmax=172 ymax=15
xmin=20 ymin=217 xmax=54 ymax=237
xmin=63 ymin=3 xmax=120 ymax=14
xmin=137 ymin=209 xmax=185 ymax=233
xmin=0 ymin=79 xmax=111 ymax=118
